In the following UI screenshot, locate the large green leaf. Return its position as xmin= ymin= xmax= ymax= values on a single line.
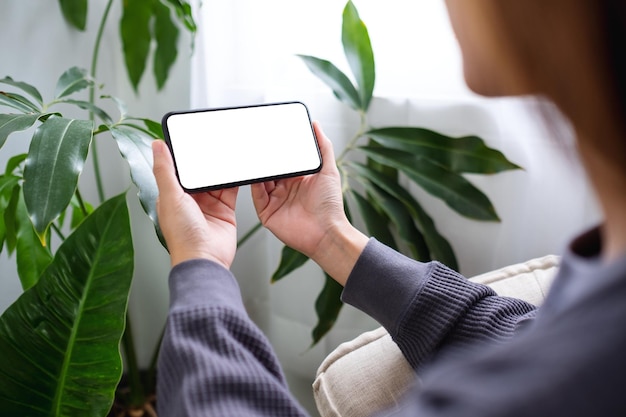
xmin=362 ymin=183 xmax=431 ymax=262
xmin=119 ymin=0 xmax=195 ymax=91
xmin=54 ymin=67 xmax=93 ymax=99
xmin=58 ymin=99 xmax=113 ymax=125
xmin=0 ymin=175 xmax=20 ymax=254
xmin=4 ymin=153 xmax=28 ymax=176
xmin=58 ymin=0 xmax=88 ymax=31
xmin=0 ymin=92 xmax=41 ymax=113
xmin=3 ymin=184 xmax=20 ymax=255
xmin=271 ymin=245 xmax=310 ymax=283
xmin=365 ymin=138 xmax=398 ymax=179
xmin=367 ymin=127 xmax=522 ymax=174
xmin=342 ymin=1 xmax=375 ymax=110
xmin=348 ymin=162 xmax=457 ymax=268
xmin=297 ymin=55 xmax=362 ymax=111
xmin=0 ymin=113 xmax=40 ymax=149
xmin=0 ymin=93 xmax=36 ymax=113
xmin=359 ymin=147 xmax=500 ymax=221
xmin=0 ymin=193 xmax=134 ymax=416
xmin=144 ymin=117 xmax=165 ymax=138
xmin=104 ymin=94 xmax=129 ymax=121
xmin=311 ymin=273 xmax=344 ymax=345
xmin=0 ymin=76 xmax=44 ymax=105
xmin=163 ymin=0 xmax=197 ymax=32
xmin=110 ymin=126 xmax=159 ymax=231
xmin=70 ymin=194 xmax=94 ymax=230
xmin=120 ymin=0 xmax=153 ymax=91
xmin=15 ymin=190 xmax=53 ymax=290
xmin=153 ymin=0 xmax=180 ymax=90
xmin=350 ymin=190 xmax=396 ymax=249
xmin=23 ymin=116 xmax=93 ymax=241
xmin=0 ymin=204 xmax=5 ymax=254
xmin=128 ymin=117 xmax=164 ymax=139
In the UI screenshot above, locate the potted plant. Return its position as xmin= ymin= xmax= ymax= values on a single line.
xmin=238 ymin=0 xmax=522 ymax=345
xmin=0 ymin=1 xmax=195 ymax=415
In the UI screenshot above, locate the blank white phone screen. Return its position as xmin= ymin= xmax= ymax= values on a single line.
xmin=164 ymin=102 xmax=321 ymax=191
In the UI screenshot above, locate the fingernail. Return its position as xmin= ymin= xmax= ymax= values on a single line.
xmin=152 ymin=140 xmax=163 ymax=154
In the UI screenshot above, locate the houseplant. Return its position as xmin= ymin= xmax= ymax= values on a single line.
xmin=238 ymin=0 xmax=522 ymax=345
xmin=0 ymin=1 xmax=195 ymax=416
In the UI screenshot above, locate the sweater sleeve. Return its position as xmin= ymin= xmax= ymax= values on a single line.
xmin=156 ymin=259 xmax=309 ymax=417
xmin=342 ymin=239 xmax=537 ymax=371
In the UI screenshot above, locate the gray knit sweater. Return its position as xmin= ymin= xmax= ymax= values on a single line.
xmin=157 ymin=227 xmax=626 ymax=416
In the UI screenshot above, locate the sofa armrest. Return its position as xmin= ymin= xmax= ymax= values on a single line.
xmin=313 ymin=327 xmax=418 ymax=417
xmin=313 ymin=255 xmax=560 ymax=417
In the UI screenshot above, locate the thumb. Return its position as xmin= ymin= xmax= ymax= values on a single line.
xmin=152 ymin=140 xmax=183 ymax=198
xmin=312 ymin=121 xmax=339 ymax=176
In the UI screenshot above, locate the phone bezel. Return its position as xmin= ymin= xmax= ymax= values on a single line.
xmin=161 ymin=101 xmax=323 ymax=193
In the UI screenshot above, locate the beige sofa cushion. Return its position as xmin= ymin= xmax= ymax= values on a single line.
xmin=313 ymin=255 xmax=560 ymax=417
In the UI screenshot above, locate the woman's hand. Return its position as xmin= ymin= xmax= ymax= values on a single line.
xmin=152 ymin=140 xmax=238 ymax=269
xmin=251 ymin=122 xmax=368 ymax=284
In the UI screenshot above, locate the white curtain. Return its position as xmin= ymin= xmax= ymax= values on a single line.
xmin=190 ymin=0 xmax=600 ymax=411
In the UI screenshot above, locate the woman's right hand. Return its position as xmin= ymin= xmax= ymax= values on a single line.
xmin=251 ymin=121 xmax=368 ymax=285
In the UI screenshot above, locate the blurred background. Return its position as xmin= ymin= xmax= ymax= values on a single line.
xmin=0 ymin=1 xmax=600 ymax=414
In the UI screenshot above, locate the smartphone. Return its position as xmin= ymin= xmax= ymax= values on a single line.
xmin=162 ymin=101 xmax=322 ymax=192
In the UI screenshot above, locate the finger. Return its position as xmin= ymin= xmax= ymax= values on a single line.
xmin=152 ymin=140 xmax=183 ymax=199
xmin=192 ymin=188 xmax=239 ymax=216
xmin=264 ymin=181 xmax=277 ymax=194
xmin=250 ymin=182 xmax=270 ymax=213
xmin=312 ymin=121 xmax=338 ymax=174
xmin=213 ymin=186 xmax=239 ymax=210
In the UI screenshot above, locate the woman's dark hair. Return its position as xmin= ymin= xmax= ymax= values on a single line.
xmin=490 ymin=0 xmax=626 ymax=168
xmin=603 ymin=0 xmax=626 ymax=132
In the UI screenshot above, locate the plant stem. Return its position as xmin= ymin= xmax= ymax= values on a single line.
xmin=237 ymin=221 xmax=263 ymax=248
xmin=75 ymin=189 xmax=90 ymax=217
xmin=336 ymin=110 xmax=368 ymax=164
xmin=89 ymin=0 xmax=115 ymax=204
xmin=336 ymin=110 xmax=368 ymax=194
xmin=51 ymin=223 xmax=66 ymax=241
xmin=145 ymin=327 xmax=165 ymax=397
xmin=121 ymin=313 xmax=145 ymax=407
xmin=90 ymin=0 xmax=146 ymax=406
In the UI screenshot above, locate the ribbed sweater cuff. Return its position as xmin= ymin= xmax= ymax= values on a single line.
xmin=393 ymin=262 xmax=495 ymax=367
xmin=169 ymin=259 xmax=245 ymax=313
xmin=341 ymin=238 xmax=432 ymax=335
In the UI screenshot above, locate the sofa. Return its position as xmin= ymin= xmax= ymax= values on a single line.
xmin=312 ymin=255 xmax=560 ymax=417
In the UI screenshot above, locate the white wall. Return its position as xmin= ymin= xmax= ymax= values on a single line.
xmin=0 ymin=1 xmax=191 ymax=370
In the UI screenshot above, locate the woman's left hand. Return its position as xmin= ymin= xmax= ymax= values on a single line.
xmin=152 ymin=140 xmax=239 ymax=269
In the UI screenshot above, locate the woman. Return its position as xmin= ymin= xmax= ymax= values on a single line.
xmin=153 ymin=1 xmax=626 ymax=415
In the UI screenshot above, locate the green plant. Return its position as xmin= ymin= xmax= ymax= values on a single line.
xmin=239 ymin=1 xmax=522 ymax=345
xmin=0 ymin=1 xmax=195 ymax=416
